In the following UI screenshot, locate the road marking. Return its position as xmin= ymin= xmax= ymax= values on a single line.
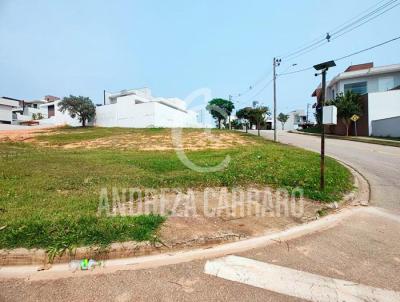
xmin=204 ymin=256 xmax=400 ymax=302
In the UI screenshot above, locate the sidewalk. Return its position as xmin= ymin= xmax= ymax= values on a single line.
xmin=290 ymin=130 xmax=400 ymax=147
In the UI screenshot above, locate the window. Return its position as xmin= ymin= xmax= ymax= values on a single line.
xmin=344 ymin=82 xmax=367 ymax=95
xmin=378 ymin=77 xmax=394 ymax=91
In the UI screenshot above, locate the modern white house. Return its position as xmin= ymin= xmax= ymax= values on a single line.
xmin=312 ymin=63 xmax=400 ymax=137
xmin=96 ymin=88 xmax=200 ymax=128
xmin=280 ymin=109 xmax=307 ymax=131
xmin=12 ymin=99 xmax=48 ymax=124
xmin=0 ymin=97 xmax=20 ymax=124
xmin=39 ymin=100 xmax=82 ymax=127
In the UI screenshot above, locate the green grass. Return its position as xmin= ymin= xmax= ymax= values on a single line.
xmin=0 ymin=128 xmax=352 ymax=253
xmin=299 ymin=127 xmax=322 ymax=134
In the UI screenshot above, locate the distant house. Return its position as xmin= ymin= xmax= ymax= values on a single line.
xmin=44 ymin=95 xmax=60 ymax=103
xmin=281 ymin=109 xmax=307 ymax=131
xmin=96 ymin=87 xmax=200 ymax=128
xmin=0 ymin=97 xmax=21 ymax=124
xmin=312 ymin=63 xmax=400 ymax=137
xmin=39 ymin=98 xmax=82 ymax=127
xmin=12 ymin=99 xmax=48 ymax=124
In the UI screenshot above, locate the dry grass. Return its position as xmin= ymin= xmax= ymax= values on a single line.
xmin=59 ymin=131 xmax=255 ymax=151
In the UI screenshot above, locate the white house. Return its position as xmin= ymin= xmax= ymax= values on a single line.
xmin=39 ymin=100 xmax=82 ymax=127
xmin=313 ymin=63 xmax=400 ymax=137
xmin=0 ymin=97 xmax=20 ymax=124
xmin=12 ymin=99 xmax=48 ymax=124
xmin=280 ymin=109 xmax=307 ymax=131
xmin=326 ymin=63 xmax=400 ymax=98
xmin=96 ymin=88 xmax=200 ymax=128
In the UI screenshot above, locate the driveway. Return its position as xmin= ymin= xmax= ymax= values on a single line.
xmin=1 ymin=131 xmax=399 ymax=302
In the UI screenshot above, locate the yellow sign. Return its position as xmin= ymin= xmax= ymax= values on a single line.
xmin=351 ymin=114 xmax=360 ymax=122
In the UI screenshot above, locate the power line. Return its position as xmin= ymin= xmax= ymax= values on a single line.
xmin=334 ymin=35 xmax=400 ymax=61
xmin=278 ymin=35 xmax=400 ymax=77
xmin=332 ymin=2 xmax=400 ymax=41
xmin=331 ymin=0 xmax=397 ymax=36
xmin=232 ymin=0 xmax=399 ymax=108
xmin=281 ymin=0 xmax=399 ymax=60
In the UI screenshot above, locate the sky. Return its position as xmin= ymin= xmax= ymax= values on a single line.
xmin=0 ymin=0 xmax=399 ymax=119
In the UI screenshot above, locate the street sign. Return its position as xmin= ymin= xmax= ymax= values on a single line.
xmin=351 ymin=114 xmax=360 ymax=122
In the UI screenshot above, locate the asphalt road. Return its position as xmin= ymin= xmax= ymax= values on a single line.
xmin=1 ymin=131 xmax=399 ymax=302
xmin=251 ymin=130 xmax=400 ymax=212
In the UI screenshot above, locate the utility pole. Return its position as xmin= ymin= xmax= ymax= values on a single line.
xmin=306 ymin=103 xmax=310 ymax=124
xmin=273 ymin=58 xmax=281 ymax=142
xmin=314 ymin=60 xmax=336 ymax=191
xmin=228 ymin=94 xmax=232 ymax=130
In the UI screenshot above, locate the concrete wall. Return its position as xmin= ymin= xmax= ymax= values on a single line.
xmin=39 ymin=101 xmax=82 ymax=127
xmin=368 ymin=90 xmax=400 ymax=135
xmin=95 ymin=99 xmax=199 ymax=128
xmin=0 ymin=104 xmax=12 ymax=123
xmin=96 ymin=99 xmax=157 ymax=127
xmin=371 ymin=116 xmax=400 ymax=137
xmin=153 ymin=102 xmax=198 ymax=127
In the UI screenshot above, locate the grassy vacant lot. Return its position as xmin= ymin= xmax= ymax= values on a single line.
xmin=0 ymin=127 xmax=352 ymax=253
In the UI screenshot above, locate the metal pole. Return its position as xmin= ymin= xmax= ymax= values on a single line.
xmin=228 ymin=95 xmax=232 ymax=130
xmin=354 ymin=121 xmax=358 ymax=136
xmin=320 ymin=69 xmax=326 ymax=190
xmin=273 ymin=57 xmax=277 ymax=142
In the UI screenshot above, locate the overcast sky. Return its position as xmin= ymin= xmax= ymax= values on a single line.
xmin=0 ymin=0 xmax=399 ymax=116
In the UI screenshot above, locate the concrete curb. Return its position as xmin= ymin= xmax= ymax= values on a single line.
xmin=0 ymin=164 xmax=370 ymax=279
xmin=0 ymin=207 xmax=371 ymax=281
xmin=289 ymin=130 xmax=400 ymax=148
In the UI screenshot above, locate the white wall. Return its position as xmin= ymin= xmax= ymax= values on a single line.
xmin=153 ymin=102 xmax=198 ymax=127
xmin=39 ymin=101 xmax=82 ymax=127
xmin=96 ymin=100 xmax=157 ymax=128
xmin=0 ymin=104 xmax=12 ymax=123
xmin=368 ymin=90 xmax=400 ymax=135
xmin=95 ymin=99 xmax=200 ymax=128
xmin=372 ymin=116 xmax=400 ymax=137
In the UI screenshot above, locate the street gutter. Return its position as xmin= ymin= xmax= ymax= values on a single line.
xmin=290 ymin=130 xmax=400 ymax=148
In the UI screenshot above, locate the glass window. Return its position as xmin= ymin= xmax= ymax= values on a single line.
xmin=344 ymin=82 xmax=367 ymax=95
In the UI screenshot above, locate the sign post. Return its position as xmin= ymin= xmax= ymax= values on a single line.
xmin=351 ymin=114 xmax=360 ymax=136
xmin=314 ymin=60 xmax=336 ymax=191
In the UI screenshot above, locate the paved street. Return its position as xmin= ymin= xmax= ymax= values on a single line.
xmin=1 ymin=132 xmax=400 ymax=302
xmin=251 ymin=130 xmax=400 ymax=212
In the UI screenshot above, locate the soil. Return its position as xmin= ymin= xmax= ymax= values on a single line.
xmin=60 ymin=131 xmax=255 ymax=151
xmin=110 ymin=187 xmax=327 ymax=249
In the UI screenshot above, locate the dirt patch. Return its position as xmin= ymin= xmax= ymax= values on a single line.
xmin=57 ymin=131 xmax=256 ymax=151
xmin=0 ymin=127 xmax=55 ymax=143
xmin=0 ymin=187 xmax=331 ymax=266
xmin=109 ymin=187 xmax=327 ymax=249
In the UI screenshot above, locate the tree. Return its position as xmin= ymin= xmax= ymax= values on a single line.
xmin=206 ymin=98 xmax=235 ymax=129
xmin=248 ymin=106 xmax=270 ymax=136
xmin=277 ymin=113 xmax=289 ymax=130
xmin=328 ymin=91 xmax=362 ymax=136
xmin=236 ymin=107 xmax=252 ymax=132
xmin=231 ymin=119 xmax=243 ymax=130
xmin=58 ymin=95 xmax=96 ymax=127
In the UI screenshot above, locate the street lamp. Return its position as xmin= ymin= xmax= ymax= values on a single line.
xmin=313 ymin=60 xmax=336 ymax=190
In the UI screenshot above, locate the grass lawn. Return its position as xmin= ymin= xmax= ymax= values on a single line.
xmin=0 ymin=127 xmax=352 ymax=254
